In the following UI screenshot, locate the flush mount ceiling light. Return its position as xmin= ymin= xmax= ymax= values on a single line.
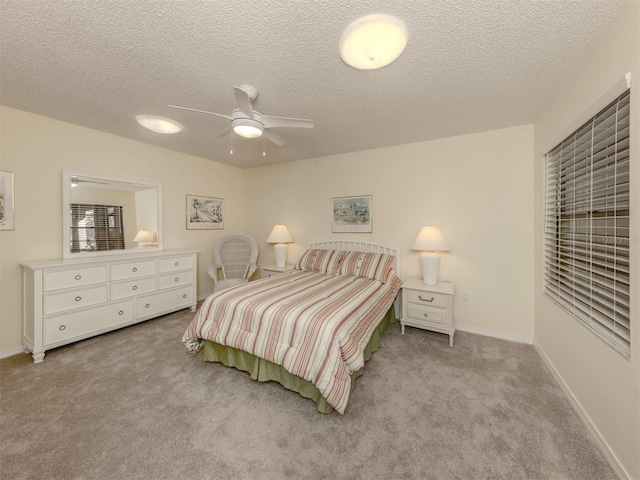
xmin=339 ymin=14 xmax=408 ymax=70
xmin=231 ymin=110 xmax=264 ymax=138
xmin=136 ymin=115 xmax=183 ymax=134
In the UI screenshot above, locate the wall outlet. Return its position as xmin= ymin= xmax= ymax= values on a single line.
xmin=463 ymin=290 xmax=469 ymax=302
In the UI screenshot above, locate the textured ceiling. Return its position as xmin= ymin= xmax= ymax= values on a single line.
xmin=0 ymin=0 xmax=626 ymax=168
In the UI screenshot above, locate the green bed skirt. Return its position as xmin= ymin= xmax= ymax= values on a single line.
xmin=202 ymin=305 xmax=396 ymax=413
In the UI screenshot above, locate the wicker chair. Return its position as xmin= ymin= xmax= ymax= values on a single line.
xmin=206 ymin=233 xmax=258 ymax=293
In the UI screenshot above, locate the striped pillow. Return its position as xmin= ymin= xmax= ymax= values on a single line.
xmin=339 ymin=251 xmax=395 ymax=283
xmin=295 ymin=249 xmax=345 ymax=274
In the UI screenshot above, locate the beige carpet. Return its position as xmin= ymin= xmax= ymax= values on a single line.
xmin=1 ymin=307 xmax=616 ymax=480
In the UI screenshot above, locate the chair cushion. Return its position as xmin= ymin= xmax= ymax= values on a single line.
xmin=213 ymin=278 xmax=248 ymax=293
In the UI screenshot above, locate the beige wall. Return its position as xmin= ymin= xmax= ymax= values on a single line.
xmin=533 ymin=0 xmax=639 ymax=478
xmin=244 ymin=124 xmax=535 ymax=341
xmin=0 ymin=106 xmax=245 ymax=353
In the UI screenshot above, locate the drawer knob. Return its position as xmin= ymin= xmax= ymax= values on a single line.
xmin=182 ymin=294 xmax=187 ymax=299
xmin=59 ymin=325 xmax=66 ymax=331
xmin=423 ymin=313 xmax=429 ymax=318
xmin=145 ymin=303 xmax=150 ymax=308
xmin=74 ymin=274 xmax=82 ymax=280
xmin=118 ymin=310 xmax=124 ymax=315
xmin=75 ymin=296 xmax=82 ymax=302
xmin=175 ymin=262 xmax=179 ymax=266
xmin=175 ymin=277 xmax=179 ymax=282
xmin=132 ymin=267 xmax=138 ymax=272
xmin=133 ymin=285 xmax=138 ymax=291
xmin=418 ymin=295 xmax=435 ymax=303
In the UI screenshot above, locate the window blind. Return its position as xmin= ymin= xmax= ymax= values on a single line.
xmin=543 ymin=88 xmax=631 ymax=357
xmin=70 ymin=203 xmax=125 ymax=253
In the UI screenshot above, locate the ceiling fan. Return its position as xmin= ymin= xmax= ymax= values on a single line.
xmin=168 ymin=85 xmax=314 ymax=147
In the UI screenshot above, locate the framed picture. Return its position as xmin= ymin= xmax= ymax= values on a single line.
xmin=332 ymin=195 xmax=372 ymax=233
xmin=186 ymin=194 xmax=224 ymax=230
xmin=0 ymin=171 xmax=15 ymax=231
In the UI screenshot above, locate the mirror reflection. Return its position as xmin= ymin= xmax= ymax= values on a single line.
xmin=63 ymin=173 xmax=162 ymax=258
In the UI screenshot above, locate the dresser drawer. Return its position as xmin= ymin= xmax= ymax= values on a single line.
xmin=137 ymin=286 xmax=193 ymax=318
xmin=407 ymin=304 xmax=447 ymax=326
xmin=45 ymin=300 xmax=134 ymax=346
xmin=44 ymin=285 xmax=108 ymax=315
xmin=44 ymin=266 xmax=107 ymax=292
xmin=158 ymin=255 xmax=194 ymax=273
xmin=110 ymin=276 xmax=156 ymax=300
xmin=158 ymin=271 xmax=193 ymax=290
xmin=406 ymin=289 xmax=448 ymax=309
xmin=110 ymin=260 xmax=156 ymax=281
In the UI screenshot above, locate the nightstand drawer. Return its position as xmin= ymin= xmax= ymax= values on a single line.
xmin=407 ymin=304 xmax=447 ymax=326
xmin=406 ymin=289 xmax=448 ymax=309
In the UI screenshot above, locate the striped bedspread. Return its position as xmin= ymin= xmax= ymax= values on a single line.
xmin=183 ymin=269 xmax=401 ymax=413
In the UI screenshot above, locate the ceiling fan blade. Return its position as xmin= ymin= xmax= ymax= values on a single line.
xmin=262 ymin=115 xmax=314 ymax=129
xmin=168 ymin=105 xmax=232 ymax=120
xmin=233 ymin=86 xmax=255 ymax=119
xmin=214 ymin=127 xmax=232 ymax=139
xmin=264 ymin=129 xmax=287 ymax=146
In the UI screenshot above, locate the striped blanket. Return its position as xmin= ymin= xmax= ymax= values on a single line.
xmin=183 ymin=268 xmax=401 ymax=413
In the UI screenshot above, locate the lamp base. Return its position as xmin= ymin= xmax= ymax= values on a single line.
xmin=420 ymin=252 xmax=441 ymax=286
xmin=274 ymin=243 xmax=288 ymax=268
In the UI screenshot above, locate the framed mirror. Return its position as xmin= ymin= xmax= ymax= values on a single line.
xmin=62 ymin=171 xmax=163 ymax=259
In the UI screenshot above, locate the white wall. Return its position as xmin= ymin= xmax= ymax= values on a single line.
xmin=0 ymin=106 xmax=245 ymax=354
xmin=533 ymin=0 xmax=639 ymax=478
xmin=244 ymin=124 xmax=535 ymax=341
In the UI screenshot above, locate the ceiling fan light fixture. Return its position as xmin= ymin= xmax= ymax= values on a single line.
xmin=136 ymin=115 xmax=183 ymax=134
xmin=232 ymin=118 xmax=264 ymax=138
xmin=339 ymin=14 xmax=408 ymax=70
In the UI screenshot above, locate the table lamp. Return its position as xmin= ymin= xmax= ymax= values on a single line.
xmin=267 ymin=224 xmax=293 ymax=268
xmin=133 ymin=230 xmax=153 ymax=247
xmin=411 ymin=226 xmax=450 ymax=285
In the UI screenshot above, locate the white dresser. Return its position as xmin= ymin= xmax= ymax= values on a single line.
xmin=22 ymin=249 xmax=198 ymax=363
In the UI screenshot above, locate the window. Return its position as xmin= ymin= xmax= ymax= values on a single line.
xmin=544 ymin=88 xmax=631 ymax=357
xmin=70 ymin=203 xmax=125 ymax=253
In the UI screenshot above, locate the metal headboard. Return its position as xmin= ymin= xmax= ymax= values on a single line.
xmin=308 ymin=240 xmax=400 ymax=278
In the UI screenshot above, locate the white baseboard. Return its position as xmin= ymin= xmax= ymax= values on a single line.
xmin=534 ymin=342 xmax=630 ymax=480
xmin=455 ymin=324 xmax=533 ymax=344
xmin=0 ymin=346 xmax=28 ymax=360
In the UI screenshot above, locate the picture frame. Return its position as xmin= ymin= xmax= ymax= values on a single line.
xmin=0 ymin=171 xmax=15 ymax=231
xmin=331 ymin=195 xmax=372 ymax=233
xmin=186 ymin=194 xmax=224 ymax=230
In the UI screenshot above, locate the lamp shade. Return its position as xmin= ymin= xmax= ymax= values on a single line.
xmin=411 ymin=226 xmax=450 ymax=252
xmin=133 ymin=230 xmax=153 ymax=243
xmin=267 ymin=225 xmax=293 ymax=244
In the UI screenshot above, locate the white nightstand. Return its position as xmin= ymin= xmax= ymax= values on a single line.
xmin=261 ymin=264 xmax=295 ymax=278
xmin=400 ymin=278 xmax=455 ymax=346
